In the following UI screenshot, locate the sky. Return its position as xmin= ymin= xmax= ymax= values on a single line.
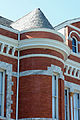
xmin=0 ymin=0 xmax=80 ymax=27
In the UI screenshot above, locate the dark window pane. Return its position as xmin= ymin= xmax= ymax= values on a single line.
xmin=72 ymin=46 xmax=76 ymax=53
xmin=72 ymin=38 xmax=76 ymax=46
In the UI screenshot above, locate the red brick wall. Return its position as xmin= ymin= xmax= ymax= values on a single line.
xmin=21 ymin=31 xmax=64 ymax=42
xmin=20 ymin=57 xmax=64 ymax=72
xmin=72 ymin=22 xmax=80 ymax=29
xmin=58 ymin=79 xmax=65 ymax=120
xmin=18 ymin=75 xmax=52 ymax=118
xmin=0 ymin=54 xmax=17 ymax=72
xmin=68 ymin=55 xmax=80 ymax=63
xmin=0 ymin=28 xmax=18 ymax=40
xmin=20 ymin=48 xmax=64 ymax=60
xmin=65 ymin=75 xmax=80 ymax=85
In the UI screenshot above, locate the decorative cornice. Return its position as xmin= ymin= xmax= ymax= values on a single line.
xmin=19 ymin=38 xmax=70 ymax=60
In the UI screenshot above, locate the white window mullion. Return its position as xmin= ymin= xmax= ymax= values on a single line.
xmin=52 ymin=75 xmax=55 ymax=120
xmin=56 ymin=76 xmax=58 ymax=119
xmin=67 ymin=89 xmax=69 ymax=120
xmin=2 ymin=71 xmax=5 ymax=117
xmin=52 ymin=75 xmax=58 ymax=120
xmin=65 ymin=89 xmax=69 ymax=120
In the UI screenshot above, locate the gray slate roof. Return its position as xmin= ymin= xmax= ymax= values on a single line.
xmin=11 ymin=8 xmax=54 ymax=31
xmin=0 ymin=16 xmax=13 ymax=28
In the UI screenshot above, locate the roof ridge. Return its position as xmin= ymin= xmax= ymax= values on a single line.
xmin=11 ymin=8 xmax=54 ymax=31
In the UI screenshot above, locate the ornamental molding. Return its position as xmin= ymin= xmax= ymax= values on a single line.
xmin=68 ymin=30 xmax=80 ymax=40
xmin=20 ymin=64 xmax=64 ymax=80
xmin=19 ymin=38 xmax=70 ymax=60
xmin=0 ymin=61 xmax=13 ymax=119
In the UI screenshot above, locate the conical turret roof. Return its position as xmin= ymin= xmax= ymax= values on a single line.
xmin=11 ymin=8 xmax=54 ymax=31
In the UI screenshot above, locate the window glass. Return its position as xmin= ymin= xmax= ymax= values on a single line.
xmin=72 ymin=37 xmax=77 ymax=53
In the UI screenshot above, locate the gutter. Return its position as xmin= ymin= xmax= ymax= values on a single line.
xmin=16 ymin=32 xmax=20 ymax=120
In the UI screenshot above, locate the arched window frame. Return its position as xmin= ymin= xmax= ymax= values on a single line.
xmin=72 ymin=36 xmax=78 ymax=53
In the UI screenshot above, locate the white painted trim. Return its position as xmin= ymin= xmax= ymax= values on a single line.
xmin=19 ymin=38 xmax=70 ymax=60
xmin=2 ymin=71 xmax=5 ymax=117
xmin=65 ymin=81 xmax=80 ymax=91
xmin=0 ymin=35 xmax=18 ymax=47
xmin=65 ymin=88 xmax=70 ymax=120
xmin=71 ymin=96 xmax=73 ymax=120
xmin=68 ymin=25 xmax=80 ymax=32
xmin=16 ymin=32 xmax=20 ymax=120
xmin=0 ymin=51 xmax=18 ymax=59
xmin=0 ymin=24 xmax=19 ymax=33
xmin=19 ymin=54 xmax=64 ymax=64
xmin=54 ymin=18 xmax=80 ymax=30
xmin=52 ymin=75 xmax=58 ymax=120
xmin=69 ymin=30 xmax=80 ymax=40
xmin=0 ymin=35 xmax=18 ymax=48
xmin=20 ymin=28 xmax=65 ymax=41
xmin=65 ymin=59 xmax=80 ymax=68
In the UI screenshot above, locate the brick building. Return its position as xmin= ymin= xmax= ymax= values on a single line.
xmin=0 ymin=8 xmax=80 ymax=120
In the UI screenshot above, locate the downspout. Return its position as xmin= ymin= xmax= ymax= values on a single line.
xmin=16 ymin=32 xmax=20 ymax=120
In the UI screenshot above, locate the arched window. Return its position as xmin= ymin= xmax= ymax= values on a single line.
xmin=72 ymin=37 xmax=78 ymax=53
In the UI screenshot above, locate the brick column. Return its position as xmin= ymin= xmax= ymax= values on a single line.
xmin=58 ymin=78 xmax=65 ymax=120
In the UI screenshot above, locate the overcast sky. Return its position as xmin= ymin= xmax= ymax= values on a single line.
xmin=0 ymin=0 xmax=80 ymax=27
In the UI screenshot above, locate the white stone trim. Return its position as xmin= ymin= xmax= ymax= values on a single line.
xmin=2 ymin=71 xmax=5 ymax=117
xmin=19 ymin=38 xmax=70 ymax=60
xmin=12 ymin=72 xmax=18 ymax=77
xmin=20 ymin=64 xmax=64 ymax=80
xmin=0 ymin=61 xmax=13 ymax=119
xmin=19 ymin=54 xmax=64 ymax=64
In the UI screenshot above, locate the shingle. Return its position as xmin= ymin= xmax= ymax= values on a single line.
xmin=0 ymin=16 xmax=13 ymax=28
xmin=11 ymin=8 xmax=54 ymax=31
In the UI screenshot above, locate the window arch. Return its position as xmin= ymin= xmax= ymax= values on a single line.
xmin=72 ymin=37 xmax=78 ymax=53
